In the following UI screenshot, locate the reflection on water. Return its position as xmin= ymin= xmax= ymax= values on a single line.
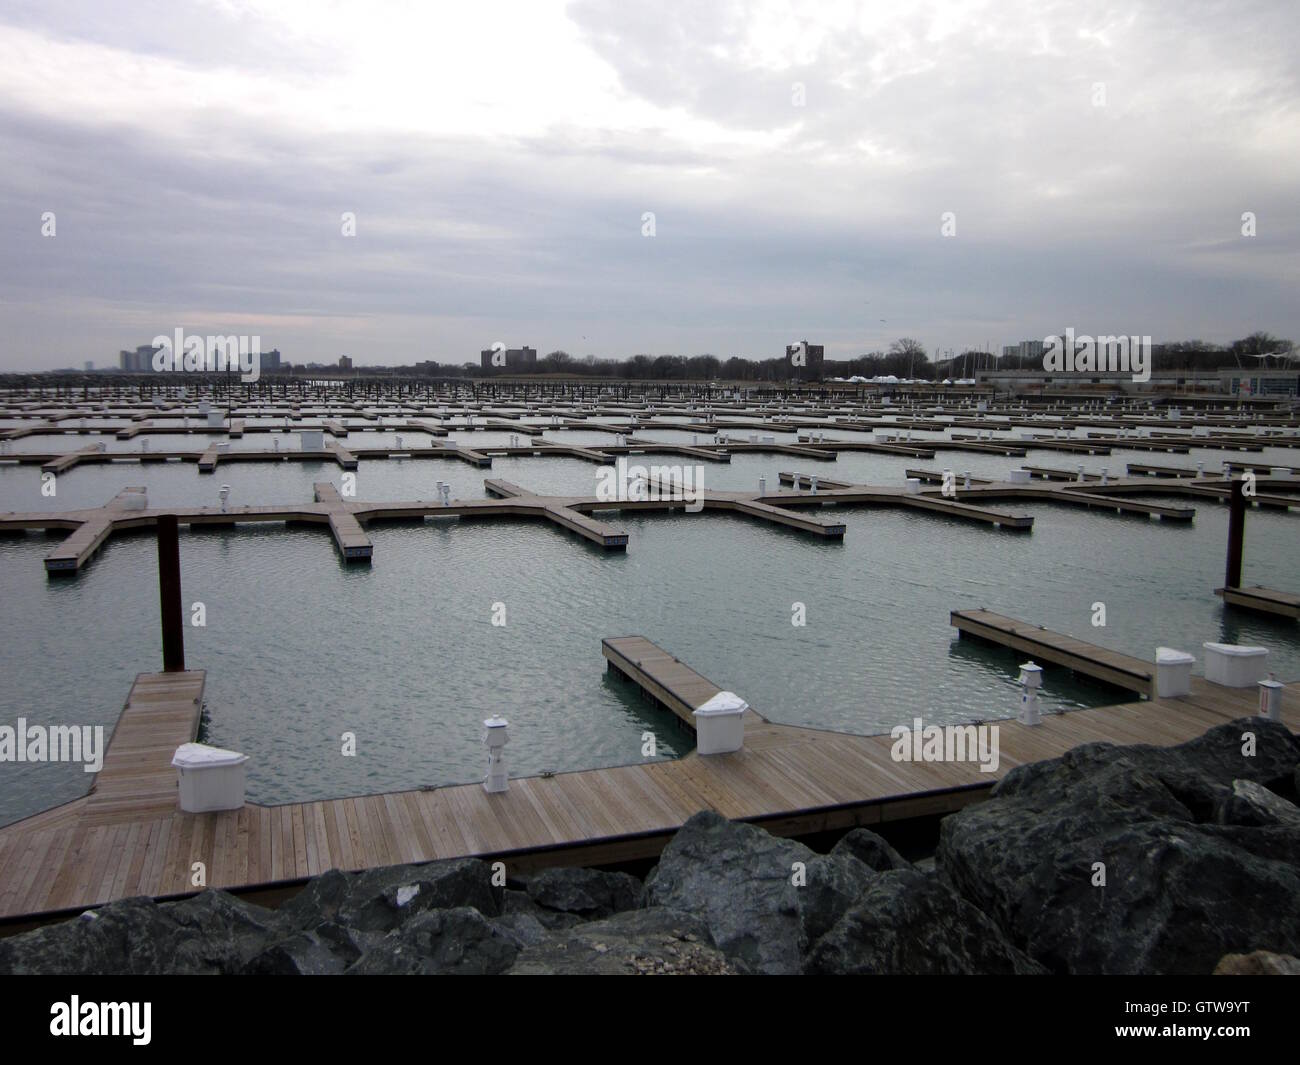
xmin=0 ymin=441 xmax=1297 ymax=826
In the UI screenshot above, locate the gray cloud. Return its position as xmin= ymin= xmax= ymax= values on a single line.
xmin=1 ymin=0 xmax=1297 ymax=370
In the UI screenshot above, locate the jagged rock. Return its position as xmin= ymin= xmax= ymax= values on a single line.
xmin=1214 ymin=950 xmax=1300 ymax=975
xmin=641 ymin=810 xmax=875 ymax=973
xmin=501 ymin=889 xmax=584 ymax=930
xmin=805 ymin=869 xmax=1044 ymax=974
xmin=1215 ymin=779 xmax=1300 ymax=828
xmin=345 ymin=907 xmax=518 ymax=974
xmin=242 ymin=922 xmax=364 ymax=975
xmin=491 ymin=912 xmax=552 ymax=949
xmin=517 ymin=866 xmax=641 ymax=919
xmin=507 ymin=907 xmax=738 ymax=975
xmin=0 ymin=892 xmax=281 ymax=975
xmin=336 ymin=859 xmax=503 ymax=932
xmin=939 ymin=719 xmax=1300 ymax=974
xmin=830 ymin=828 xmax=911 ymax=872
xmin=275 ymin=868 xmax=352 ymax=929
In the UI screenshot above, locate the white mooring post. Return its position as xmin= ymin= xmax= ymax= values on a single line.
xmin=483 ymin=716 xmax=509 ymax=792
xmin=758 ymin=476 xmax=766 ymax=496
xmin=1258 ymin=674 xmax=1284 ymax=721
xmin=218 ymin=484 xmax=231 ymax=512
xmin=1018 ymin=661 xmax=1043 ymax=725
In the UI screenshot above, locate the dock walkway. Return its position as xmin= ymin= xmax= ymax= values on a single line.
xmin=0 ymin=632 xmax=1293 ymax=923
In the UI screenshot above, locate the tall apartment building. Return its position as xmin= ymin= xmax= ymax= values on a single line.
xmin=119 ymin=344 xmax=158 ymax=372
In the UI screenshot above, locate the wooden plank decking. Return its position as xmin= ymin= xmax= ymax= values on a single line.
xmin=1214 ymin=585 xmax=1300 ymax=619
xmin=0 ymin=632 xmax=1294 ymax=923
xmin=950 ymin=608 xmax=1156 ymax=696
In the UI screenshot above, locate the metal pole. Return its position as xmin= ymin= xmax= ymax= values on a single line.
xmin=1225 ymin=475 xmax=1246 ymax=589
xmin=157 ymin=514 xmax=185 ymax=672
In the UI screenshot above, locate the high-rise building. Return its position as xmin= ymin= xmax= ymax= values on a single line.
xmin=119 ymin=344 xmax=158 ymax=372
xmin=339 ymin=355 xmax=353 ymax=370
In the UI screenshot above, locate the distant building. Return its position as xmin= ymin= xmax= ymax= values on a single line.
xmin=119 ymin=344 xmax=158 ymax=372
xmin=480 ymin=346 xmax=538 ymax=371
xmin=1218 ymin=368 xmax=1299 ymax=397
xmin=339 ymin=355 xmax=353 ymax=370
xmin=84 ymin=360 xmax=94 ymax=372
xmin=1003 ymin=340 xmax=1046 ymax=361
xmin=261 ymin=348 xmax=282 ymax=372
xmin=785 ymin=340 xmax=824 ymax=380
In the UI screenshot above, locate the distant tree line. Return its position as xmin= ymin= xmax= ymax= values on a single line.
xmin=969 ymin=332 xmax=1295 ymax=376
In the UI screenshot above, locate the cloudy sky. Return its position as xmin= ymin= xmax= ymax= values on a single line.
xmin=0 ymin=0 xmax=1296 ymax=371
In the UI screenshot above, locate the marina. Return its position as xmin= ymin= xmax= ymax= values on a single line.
xmin=1 ymin=385 xmax=1298 ymax=929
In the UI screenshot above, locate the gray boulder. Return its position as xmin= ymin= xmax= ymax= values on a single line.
xmin=335 ymin=858 xmax=503 ymax=932
xmin=830 ymin=828 xmax=911 ymax=872
xmin=346 ymin=907 xmax=518 ymax=974
xmin=517 ymin=866 xmax=641 ymax=919
xmin=0 ymin=891 xmax=281 ymax=975
xmin=1214 ymin=950 xmax=1300 ymax=975
xmin=805 ymin=869 xmax=1044 ymax=974
xmin=642 ymin=810 xmax=875 ymax=973
xmin=939 ymin=719 xmax=1300 ymax=974
xmin=1215 ymin=779 xmax=1300 ymax=828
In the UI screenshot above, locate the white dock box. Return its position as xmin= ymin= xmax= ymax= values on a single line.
xmin=1155 ymin=647 xmax=1195 ymax=698
xmin=206 ymin=410 xmax=224 ymax=428
xmin=1202 ymin=642 xmax=1269 ymax=688
xmin=172 ymin=742 xmax=249 ymax=812
xmin=693 ymin=691 xmax=747 ymax=755
xmin=1007 ymin=468 xmax=1031 ymax=484
xmin=299 ymin=429 xmax=325 ymax=452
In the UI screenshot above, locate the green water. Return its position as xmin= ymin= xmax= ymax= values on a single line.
xmin=0 ymin=437 xmax=1298 ymax=826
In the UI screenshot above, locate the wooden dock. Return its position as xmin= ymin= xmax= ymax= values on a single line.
xmin=950 ymin=608 xmax=1155 ymax=696
xmin=0 ymin=634 xmax=1294 ymax=924
xmin=1214 ymin=585 xmax=1300 ymax=619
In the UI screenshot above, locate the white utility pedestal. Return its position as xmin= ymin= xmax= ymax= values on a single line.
xmin=1155 ymin=647 xmax=1195 ymax=698
xmin=1257 ymin=676 xmax=1284 ymax=721
xmin=483 ymin=716 xmax=509 ymax=792
xmin=1203 ymin=643 xmax=1269 ymax=688
xmin=1018 ymin=661 xmax=1043 ymax=725
xmin=693 ymin=691 xmax=747 ymax=755
xmin=172 ymin=743 xmax=249 ymax=813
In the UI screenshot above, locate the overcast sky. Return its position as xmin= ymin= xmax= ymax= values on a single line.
xmin=0 ymin=0 xmax=1296 ymax=370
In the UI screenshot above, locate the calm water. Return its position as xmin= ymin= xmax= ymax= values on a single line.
xmin=0 ymin=433 xmax=1297 ymax=825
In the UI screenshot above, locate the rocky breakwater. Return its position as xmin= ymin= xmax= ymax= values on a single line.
xmin=1 ymin=717 xmax=1297 ymax=975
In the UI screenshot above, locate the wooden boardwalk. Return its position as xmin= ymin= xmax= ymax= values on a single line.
xmin=1215 ymin=585 xmax=1300 ymax=619
xmin=0 ymin=633 xmax=1294 ymax=924
xmin=951 ymin=608 xmax=1156 ymax=696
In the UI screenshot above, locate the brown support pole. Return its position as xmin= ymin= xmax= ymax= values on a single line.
xmin=1224 ymin=475 xmax=1246 ymax=590
xmin=157 ymin=513 xmax=185 ymax=672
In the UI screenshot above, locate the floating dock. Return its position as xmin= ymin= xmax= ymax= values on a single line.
xmin=0 ymin=633 xmax=1294 ymax=925
xmin=950 ymin=608 xmax=1155 ymax=696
